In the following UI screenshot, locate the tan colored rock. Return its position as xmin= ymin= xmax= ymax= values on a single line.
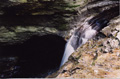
xmin=53 ymin=21 xmax=120 ymax=78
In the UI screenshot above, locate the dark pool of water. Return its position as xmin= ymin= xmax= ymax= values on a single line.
xmin=0 ymin=34 xmax=66 ymax=78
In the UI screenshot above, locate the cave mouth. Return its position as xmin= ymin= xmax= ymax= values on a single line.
xmin=0 ymin=34 xmax=66 ymax=78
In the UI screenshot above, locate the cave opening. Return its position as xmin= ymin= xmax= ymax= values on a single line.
xmin=0 ymin=34 xmax=66 ymax=78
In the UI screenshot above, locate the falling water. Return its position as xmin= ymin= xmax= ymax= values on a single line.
xmin=60 ymin=19 xmax=108 ymax=67
xmin=60 ymin=35 xmax=75 ymax=67
xmin=60 ymin=3 xmax=119 ymax=67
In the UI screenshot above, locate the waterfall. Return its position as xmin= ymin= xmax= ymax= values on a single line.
xmin=60 ymin=20 xmax=107 ymax=67
xmin=60 ymin=18 xmax=112 ymax=67
xmin=60 ymin=35 xmax=75 ymax=67
xmin=60 ymin=1 xmax=119 ymax=67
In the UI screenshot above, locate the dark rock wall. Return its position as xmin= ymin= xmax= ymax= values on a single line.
xmin=0 ymin=0 xmax=89 ymax=43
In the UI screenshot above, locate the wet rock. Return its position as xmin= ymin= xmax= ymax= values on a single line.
xmin=47 ymin=0 xmax=120 ymax=78
xmin=0 ymin=0 xmax=89 ymax=44
xmin=55 ymin=32 xmax=120 ymax=78
xmin=0 ymin=0 xmax=91 ymax=77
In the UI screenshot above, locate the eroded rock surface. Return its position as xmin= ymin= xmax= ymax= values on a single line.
xmin=0 ymin=0 xmax=89 ymax=44
xmin=0 ymin=0 xmax=91 ymax=78
xmin=48 ymin=16 xmax=120 ymax=78
xmin=47 ymin=0 xmax=120 ymax=78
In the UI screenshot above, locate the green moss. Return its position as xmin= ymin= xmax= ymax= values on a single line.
xmin=9 ymin=0 xmax=27 ymax=3
xmin=67 ymin=5 xmax=81 ymax=8
xmin=57 ymin=24 xmax=68 ymax=31
xmin=92 ymin=61 xmax=95 ymax=66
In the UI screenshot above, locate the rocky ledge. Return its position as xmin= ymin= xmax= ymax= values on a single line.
xmin=0 ymin=0 xmax=89 ymax=44
xmin=47 ymin=16 xmax=120 ymax=78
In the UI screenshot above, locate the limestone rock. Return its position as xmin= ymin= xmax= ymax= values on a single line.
xmin=0 ymin=0 xmax=89 ymax=44
xmin=47 ymin=0 xmax=120 ymax=78
xmin=53 ymin=22 xmax=120 ymax=78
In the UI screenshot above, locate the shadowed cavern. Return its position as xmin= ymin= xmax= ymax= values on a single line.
xmin=0 ymin=34 xmax=66 ymax=78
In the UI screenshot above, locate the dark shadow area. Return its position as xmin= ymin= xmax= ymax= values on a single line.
xmin=0 ymin=0 xmax=77 ymax=30
xmin=0 ymin=34 xmax=66 ymax=78
xmin=88 ymin=6 xmax=119 ymax=30
xmin=0 ymin=15 xmax=54 ymax=26
xmin=0 ymin=15 xmax=69 ymax=30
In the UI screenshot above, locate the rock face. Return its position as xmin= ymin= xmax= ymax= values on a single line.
xmin=0 ymin=0 xmax=89 ymax=44
xmin=0 ymin=0 xmax=119 ymax=78
xmin=47 ymin=0 xmax=120 ymax=78
xmin=48 ymin=17 xmax=120 ymax=78
xmin=0 ymin=0 xmax=91 ymax=78
xmin=0 ymin=35 xmax=66 ymax=78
